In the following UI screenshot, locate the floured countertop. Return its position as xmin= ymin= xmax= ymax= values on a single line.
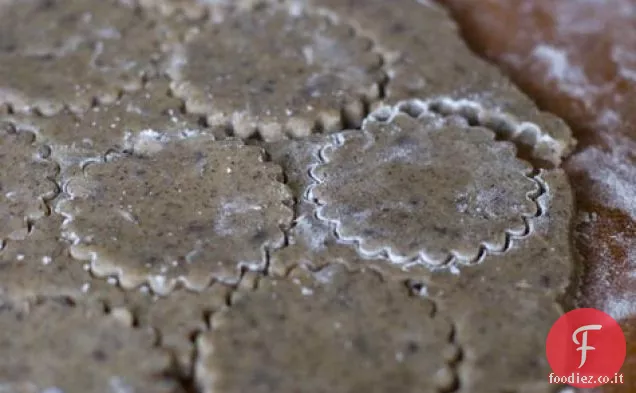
xmin=0 ymin=1 xmax=581 ymax=392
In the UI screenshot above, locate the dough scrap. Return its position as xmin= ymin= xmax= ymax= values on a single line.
xmin=0 ymin=123 xmax=58 ymax=247
xmin=0 ymin=300 xmax=177 ymax=393
xmin=308 ymin=100 xmax=543 ymax=265
xmin=197 ymin=265 xmax=457 ymax=393
xmin=56 ymin=138 xmax=294 ymax=295
xmin=0 ymin=0 xmax=160 ymax=115
xmin=164 ymin=1 xmax=385 ymax=141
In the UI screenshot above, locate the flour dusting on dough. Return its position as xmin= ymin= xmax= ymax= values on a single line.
xmin=214 ymin=198 xmax=264 ymax=237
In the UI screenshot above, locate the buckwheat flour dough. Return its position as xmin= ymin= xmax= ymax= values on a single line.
xmin=261 ymin=135 xmax=326 ymax=216
xmin=413 ymin=172 xmax=577 ymax=393
xmin=302 ymin=0 xmax=576 ymax=160
xmin=0 ymin=300 xmax=177 ymax=393
xmin=124 ymin=283 xmax=231 ymax=376
xmin=308 ymin=102 xmax=542 ymax=265
xmin=7 ymin=79 xmax=215 ymax=171
xmin=196 ymin=265 xmax=457 ymax=393
xmin=0 ymin=214 xmax=127 ymax=309
xmin=0 ymin=0 xmax=160 ymax=115
xmin=0 ymin=123 xmax=58 ymax=248
xmin=268 ymin=215 xmax=434 ymax=282
xmin=164 ymin=1 xmax=385 ymax=141
xmin=440 ymin=2 xmax=636 ymax=389
xmin=270 ymin=153 xmax=576 ymax=393
xmin=55 ymin=138 xmax=294 ymax=295
xmin=262 ymin=135 xmax=433 ymax=279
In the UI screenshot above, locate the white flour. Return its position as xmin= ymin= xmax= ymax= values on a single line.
xmin=568 ymin=133 xmax=636 ymax=220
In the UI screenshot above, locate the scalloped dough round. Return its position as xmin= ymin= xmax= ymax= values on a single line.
xmin=308 ymin=108 xmax=541 ymax=265
xmin=0 ymin=0 xmax=159 ymax=114
xmin=165 ymin=2 xmax=385 ymax=141
xmin=56 ymin=138 xmax=294 ymax=294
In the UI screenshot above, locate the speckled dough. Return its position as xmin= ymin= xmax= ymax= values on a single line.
xmin=0 ymin=0 xmax=160 ymax=115
xmin=308 ymin=101 xmax=543 ymax=266
xmin=263 ymin=136 xmax=434 ymax=280
xmin=0 ymin=214 xmax=125 ymax=308
xmin=406 ymin=170 xmax=577 ymax=393
xmin=124 ymin=283 xmax=231 ymax=375
xmin=8 ymin=79 xmax=215 ymax=171
xmin=0 ymin=300 xmax=177 ymax=393
xmin=197 ymin=265 xmax=457 ymax=393
xmin=301 ymin=0 xmax=576 ymax=160
xmin=56 ymin=138 xmax=294 ymax=294
xmin=165 ymin=1 xmax=385 ymax=141
xmin=0 ymin=123 xmax=58 ymax=248
xmin=270 ymin=169 xmax=577 ymax=393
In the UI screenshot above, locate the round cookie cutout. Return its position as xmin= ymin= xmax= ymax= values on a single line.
xmin=196 ymin=265 xmax=457 ymax=393
xmin=0 ymin=300 xmax=177 ymax=393
xmin=0 ymin=0 xmax=159 ymax=115
xmin=165 ymin=1 xmax=385 ymax=141
xmin=307 ymin=100 xmax=544 ymax=266
xmin=0 ymin=122 xmax=58 ymax=248
xmin=56 ymin=138 xmax=294 ymax=295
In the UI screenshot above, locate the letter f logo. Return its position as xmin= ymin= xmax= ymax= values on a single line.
xmin=572 ymin=324 xmax=603 ymax=368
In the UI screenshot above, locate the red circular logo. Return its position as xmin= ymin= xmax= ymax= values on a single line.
xmin=546 ymin=308 xmax=626 ymax=388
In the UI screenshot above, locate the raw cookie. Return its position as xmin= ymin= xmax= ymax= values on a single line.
xmin=262 ymin=136 xmax=432 ymax=278
xmin=56 ymin=138 xmax=294 ymax=295
xmin=164 ymin=1 xmax=385 ymax=141
xmin=0 ymin=0 xmax=160 ymax=115
xmin=302 ymin=0 xmax=576 ymax=160
xmin=307 ymin=99 xmax=543 ymax=266
xmin=0 ymin=299 xmax=177 ymax=393
xmin=196 ymin=265 xmax=457 ymax=393
xmin=8 ymin=79 xmax=216 ymax=171
xmin=0 ymin=123 xmax=58 ymax=248
xmin=0 ymin=214 xmax=125 ymax=308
